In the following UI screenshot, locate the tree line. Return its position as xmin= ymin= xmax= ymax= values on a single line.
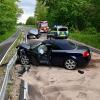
xmin=34 ymin=0 xmax=100 ymax=32
xmin=0 ymin=0 xmax=22 ymax=34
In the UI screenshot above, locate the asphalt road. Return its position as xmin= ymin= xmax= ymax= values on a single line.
xmin=0 ymin=26 xmax=31 ymax=63
xmin=0 ymin=30 xmax=19 ymax=62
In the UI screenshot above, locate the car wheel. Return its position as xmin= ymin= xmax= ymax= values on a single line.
xmin=47 ymin=36 xmax=49 ymax=39
xmin=64 ymin=58 xmax=77 ymax=70
xmin=20 ymin=55 xmax=29 ymax=65
xmin=47 ymin=36 xmax=50 ymax=39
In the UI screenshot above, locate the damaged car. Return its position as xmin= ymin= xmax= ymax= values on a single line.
xmin=16 ymin=39 xmax=91 ymax=70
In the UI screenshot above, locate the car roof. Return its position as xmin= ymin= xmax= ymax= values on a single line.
xmin=43 ymin=39 xmax=72 ymax=46
xmin=43 ymin=39 xmax=76 ymax=50
xmin=54 ymin=25 xmax=68 ymax=28
xmin=57 ymin=26 xmax=68 ymax=29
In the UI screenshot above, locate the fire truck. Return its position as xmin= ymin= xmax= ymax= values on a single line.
xmin=37 ymin=21 xmax=49 ymax=33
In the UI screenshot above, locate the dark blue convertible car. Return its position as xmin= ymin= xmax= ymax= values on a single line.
xmin=16 ymin=39 xmax=91 ymax=70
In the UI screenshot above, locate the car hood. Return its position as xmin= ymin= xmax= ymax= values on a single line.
xmin=19 ymin=43 xmax=30 ymax=50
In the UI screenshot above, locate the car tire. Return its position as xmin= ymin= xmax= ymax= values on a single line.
xmin=36 ymin=35 xmax=39 ymax=39
xmin=47 ymin=35 xmax=49 ymax=39
xmin=15 ymin=58 xmax=21 ymax=64
xmin=47 ymin=35 xmax=51 ymax=39
xmin=20 ymin=55 xmax=29 ymax=65
xmin=64 ymin=58 xmax=77 ymax=70
xmin=27 ymin=36 xmax=30 ymax=39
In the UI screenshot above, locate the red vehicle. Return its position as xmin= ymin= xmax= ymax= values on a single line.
xmin=37 ymin=21 xmax=49 ymax=33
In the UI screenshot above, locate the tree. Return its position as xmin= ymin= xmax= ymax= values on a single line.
xmin=26 ymin=17 xmax=36 ymax=25
xmin=0 ymin=0 xmax=21 ymax=34
xmin=34 ymin=1 xmax=48 ymax=21
xmin=36 ymin=0 xmax=100 ymax=31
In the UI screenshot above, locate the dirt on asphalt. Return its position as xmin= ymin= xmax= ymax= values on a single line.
xmin=17 ymin=52 xmax=100 ymax=100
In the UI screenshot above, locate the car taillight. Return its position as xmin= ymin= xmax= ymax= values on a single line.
xmin=44 ymin=28 xmax=47 ymax=30
xmin=83 ymin=51 xmax=90 ymax=57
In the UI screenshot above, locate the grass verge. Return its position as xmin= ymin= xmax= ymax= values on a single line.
xmin=0 ymin=29 xmax=16 ymax=43
xmin=0 ymin=67 xmax=5 ymax=76
xmin=6 ymin=67 xmax=21 ymax=100
xmin=0 ymin=47 xmax=3 ymax=53
xmin=69 ymin=33 xmax=100 ymax=49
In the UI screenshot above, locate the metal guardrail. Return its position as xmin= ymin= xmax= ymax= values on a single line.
xmin=0 ymin=54 xmax=17 ymax=100
xmin=23 ymin=31 xmax=29 ymax=100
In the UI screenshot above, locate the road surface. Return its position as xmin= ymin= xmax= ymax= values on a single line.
xmin=0 ymin=30 xmax=19 ymax=62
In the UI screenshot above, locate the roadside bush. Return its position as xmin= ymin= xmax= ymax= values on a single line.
xmin=84 ymin=27 xmax=97 ymax=35
xmin=70 ymin=26 xmax=76 ymax=32
xmin=0 ymin=32 xmax=5 ymax=35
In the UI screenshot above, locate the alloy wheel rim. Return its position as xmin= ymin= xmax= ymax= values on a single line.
xmin=21 ymin=56 xmax=29 ymax=65
xmin=65 ymin=59 xmax=76 ymax=70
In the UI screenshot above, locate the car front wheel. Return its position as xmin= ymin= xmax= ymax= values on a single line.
xmin=20 ymin=55 xmax=29 ymax=65
xmin=64 ymin=58 xmax=77 ymax=70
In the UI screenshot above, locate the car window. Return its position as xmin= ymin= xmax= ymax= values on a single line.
xmin=58 ymin=28 xmax=67 ymax=31
xmin=29 ymin=29 xmax=38 ymax=34
xmin=52 ymin=44 xmax=61 ymax=50
xmin=56 ymin=40 xmax=76 ymax=50
xmin=31 ymin=43 xmax=41 ymax=49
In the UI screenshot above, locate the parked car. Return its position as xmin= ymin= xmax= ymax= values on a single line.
xmin=16 ymin=39 xmax=91 ymax=70
xmin=27 ymin=29 xmax=41 ymax=39
xmin=47 ymin=26 xmax=69 ymax=39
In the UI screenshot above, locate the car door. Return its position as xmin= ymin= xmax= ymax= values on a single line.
xmin=51 ymin=44 xmax=63 ymax=66
xmin=37 ymin=44 xmax=49 ymax=64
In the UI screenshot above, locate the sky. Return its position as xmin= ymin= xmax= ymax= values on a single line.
xmin=17 ymin=0 xmax=36 ymax=24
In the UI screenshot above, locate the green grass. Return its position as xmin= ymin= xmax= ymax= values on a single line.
xmin=0 ymin=67 xmax=5 ymax=76
xmin=0 ymin=29 xmax=16 ymax=43
xmin=0 ymin=47 xmax=3 ymax=52
xmin=69 ymin=32 xmax=100 ymax=49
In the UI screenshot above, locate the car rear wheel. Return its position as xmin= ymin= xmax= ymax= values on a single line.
xmin=64 ymin=58 xmax=77 ymax=70
xmin=20 ymin=55 xmax=29 ymax=65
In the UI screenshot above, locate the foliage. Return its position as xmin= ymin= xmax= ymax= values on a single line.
xmin=83 ymin=27 xmax=97 ymax=35
xmin=0 ymin=29 xmax=16 ymax=43
xmin=0 ymin=0 xmax=21 ymax=34
xmin=35 ymin=1 xmax=48 ymax=21
xmin=35 ymin=0 xmax=100 ymax=32
xmin=26 ymin=17 xmax=36 ymax=25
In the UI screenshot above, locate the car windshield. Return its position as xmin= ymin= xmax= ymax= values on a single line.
xmin=30 ymin=41 xmax=41 ymax=49
xmin=29 ymin=29 xmax=38 ymax=34
xmin=58 ymin=28 xmax=67 ymax=31
xmin=55 ymin=40 xmax=76 ymax=50
xmin=41 ymin=23 xmax=48 ymax=27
